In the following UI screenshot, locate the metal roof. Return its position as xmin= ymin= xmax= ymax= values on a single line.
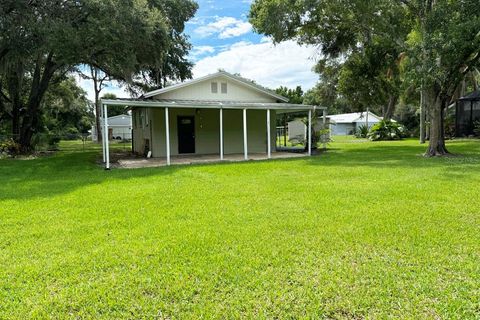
xmin=101 ymin=98 xmax=324 ymax=111
xmin=459 ymin=90 xmax=480 ymax=101
xmin=142 ymin=71 xmax=289 ymax=102
xmin=328 ymin=112 xmax=382 ymax=123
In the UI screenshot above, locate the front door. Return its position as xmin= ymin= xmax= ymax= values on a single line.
xmin=177 ymin=116 xmax=195 ymax=154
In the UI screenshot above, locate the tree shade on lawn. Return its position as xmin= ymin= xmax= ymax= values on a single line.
xmin=0 ymin=138 xmax=479 ymax=318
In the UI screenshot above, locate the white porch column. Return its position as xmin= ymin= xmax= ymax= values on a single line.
xmin=243 ymin=108 xmax=248 ymax=160
xmin=103 ymin=104 xmax=110 ymax=169
xmin=219 ymin=108 xmax=224 ymax=160
xmin=101 ymin=105 xmax=106 ymax=163
xmin=323 ymin=109 xmax=327 ymax=150
xmin=165 ymin=107 xmax=170 ymax=165
xmin=308 ymin=109 xmax=312 ymax=156
xmin=266 ymin=109 xmax=271 ymax=159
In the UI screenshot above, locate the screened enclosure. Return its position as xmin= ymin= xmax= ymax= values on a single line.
xmin=456 ymin=91 xmax=480 ymax=137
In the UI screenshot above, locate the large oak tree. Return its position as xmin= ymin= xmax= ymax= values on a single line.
xmin=250 ymin=0 xmax=480 ymax=156
xmin=0 ymin=0 xmax=197 ymax=151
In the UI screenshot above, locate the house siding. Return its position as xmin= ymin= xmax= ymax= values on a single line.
xmin=153 ymin=76 xmax=278 ymax=103
xmin=135 ymin=107 xmax=276 ymax=157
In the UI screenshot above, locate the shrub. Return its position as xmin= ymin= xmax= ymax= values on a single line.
xmin=47 ymin=135 xmax=61 ymax=150
xmin=474 ymin=120 xmax=480 ymax=137
xmin=444 ymin=114 xmax=456 ymax=139
xmin=0 ymin=139 xmax=21 ymax=156
xmin=368 ymin=120 xmax=406 ymax=141
xmin=354 ymin=124 xmax=369 ymax=138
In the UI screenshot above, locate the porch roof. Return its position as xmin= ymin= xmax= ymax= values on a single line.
xmin=101 ymin=98 xmax=325 ymax=113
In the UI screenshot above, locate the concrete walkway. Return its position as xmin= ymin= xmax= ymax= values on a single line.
xmin=116 ymin=152 xmax=308 ymax=169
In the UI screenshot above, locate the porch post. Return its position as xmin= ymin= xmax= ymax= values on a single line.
xmin=103 ymin=104 xmax=110 ymax=170
xmin=267 ymin=109 xmax=271 ymax=159
xmin=323 ymin=108 xmax=327 ymax=150
xmin=165 ymin=107 xmax=170 ymax=165
xmin=243 ymin=108 xmax=248 ymax=160
xmin=101 ymin=104 xmax=105 ymax=163
xmin=219 ymin=108 xmax=224 ymax=160
xmin=308 ymin=109 xmax=312 ymax=156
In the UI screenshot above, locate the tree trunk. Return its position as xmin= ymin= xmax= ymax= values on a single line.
xmin=6 ymin=63 xmax=24 ymax=139
xmin=420 ymin=89 xmax=426 ymax=143
xmin=94 ymin=85 xmax=102 ymax=143
xmin=425 ymin=90 xmax=449 ymax=157
xmin=91 ymin=66 xmax=103 ymax=143
xmin=384 ymin=94 xmax=397 ymax=121
xmin=18 ymin=53 xmax=57 ymax=152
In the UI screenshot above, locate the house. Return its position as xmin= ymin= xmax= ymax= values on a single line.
xmin=91 ymin=114 xmax=132 ymax=141
xmin=455 ymin=91 xmax=480 ymax=136
xmin=329 ymin=111 xmax=383 ymax=136
xmin=287 ymin=111 xmax=382 ymax=138
xmin=100 ymin=71 xmax=326 ymax=168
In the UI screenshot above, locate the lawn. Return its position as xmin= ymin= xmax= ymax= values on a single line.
xmin=0 ymin=138 xmax=479 ymax=318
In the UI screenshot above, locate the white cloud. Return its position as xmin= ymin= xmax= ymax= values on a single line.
xmin=193 ymin=40 xmax=320 ymax=90
xmin=195 ymin=16 xmax=252 ymax=39
xmin=189 ymin=45 xmax=216 ymax=61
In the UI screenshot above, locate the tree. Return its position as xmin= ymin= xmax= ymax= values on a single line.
xmin=0 ymin=0 xmax=198 ymax=152
xmin=101 ymin=93 xmax=127 ymax=117
xmin=250 ymin=0 xmax=480 ymax=156
xmin=402 ymin=0 xmax=480 ymax=155
xmin=78 ymin=66 xmax=111 ymax=142
xmin=275 ymin=86 xmax=304 ymax=104
xmin=250 ymin=0 xmax=409 ymax=120
xmin=303 ymin=61 xmax=351 ymax=115
xmin=41 ymin=76 xmax=93 ymax=136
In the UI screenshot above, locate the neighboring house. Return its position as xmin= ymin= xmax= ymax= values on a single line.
xmin=287 ymin=111 xmax=382 ymax=138
xmin=100 ymin=71 xmax=326 ymax=168
xmin=455 ymin=91 xmax=480 ymax=136
xmin=92 ymin=114 xmax=132 ymax=141
xmin=329 ymin=111 xmax=383 ymax=136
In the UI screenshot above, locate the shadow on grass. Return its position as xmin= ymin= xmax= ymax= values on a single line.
xmin=1 ymin=139 xmax=479 ymax=201
xmin=306 ymin=140 xmax=480 ymax=176
xmin=0 ymin=150 xmax=178 ymax=201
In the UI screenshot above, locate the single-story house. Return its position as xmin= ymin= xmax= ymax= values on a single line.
xmin=455 ymin=91 xmax=480 ymax=136
xmin=329 ymin=111 xmax=383 ymax=136
xmin=91 ymin=114 xmax=132 ymax=141
xmin=100 ymin=71 xmax=327 ymax=169
xmin=287 ymin=111 xmax=382 ymax=138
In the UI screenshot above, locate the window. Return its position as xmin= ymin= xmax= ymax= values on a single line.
xmin=221 ymin=82 xmax=227 ymax=94
xmin=211 ymin=82 xmax=218 ymax=93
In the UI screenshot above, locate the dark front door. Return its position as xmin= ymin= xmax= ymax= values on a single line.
xmin=177 ymin=116 xmax=195 ymax=154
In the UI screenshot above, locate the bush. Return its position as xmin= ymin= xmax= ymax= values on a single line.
xmin=47 ymin=135 xmax=61 ymax=150
xmin=444 ymin=114 xmax=456 ymax=139
xmin=368 ymin=120 xmax=406 ymax=141
xmin=474 ymin=120 xmax=480 ymax=137
xmin=0 ymin=139 xmax=21 ymax=157
xmin=354 ymin=124 xmax=369 ymax=138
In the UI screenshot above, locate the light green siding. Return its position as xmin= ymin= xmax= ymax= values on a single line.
xmin=133 ymin=108 xmax=277 ymax=157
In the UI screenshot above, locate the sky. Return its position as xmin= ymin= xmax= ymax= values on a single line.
xmin=78 ymin=0 xmax=319 ymax=101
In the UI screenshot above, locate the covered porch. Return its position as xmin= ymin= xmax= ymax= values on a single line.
xmin=115 ymin=152 xmax=307 ymax=169
xmin=100 ymin=98 xmax=327 ymax=169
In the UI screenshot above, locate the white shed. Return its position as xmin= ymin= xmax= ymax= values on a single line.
xmin=92 ymin=114 xmax=132 ymax=141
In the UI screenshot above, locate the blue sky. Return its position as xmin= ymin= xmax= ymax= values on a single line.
xmin=79 ymin=0 xmax=319 ymax=100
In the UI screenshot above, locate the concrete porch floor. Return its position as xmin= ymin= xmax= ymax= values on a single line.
xmin=116 ymin=152 xmax=308 ymax=169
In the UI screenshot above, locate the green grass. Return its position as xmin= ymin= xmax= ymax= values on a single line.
xmin=1 ymin=138 xmax=479 ymax=318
